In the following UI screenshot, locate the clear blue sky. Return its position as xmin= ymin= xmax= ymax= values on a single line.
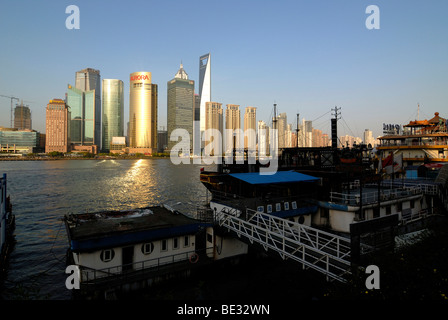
xmin=1 ymin=0 xmax=447 ymax=139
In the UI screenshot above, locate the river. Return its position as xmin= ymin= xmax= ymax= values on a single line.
xmin=0 ymin=159 xmax=212 ymax=299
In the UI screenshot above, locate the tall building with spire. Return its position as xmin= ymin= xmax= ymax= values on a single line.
xmin=167 ymin=63 xmax=195 ymax=152
xmin=194 ymin=53 xmax=211 ymax=155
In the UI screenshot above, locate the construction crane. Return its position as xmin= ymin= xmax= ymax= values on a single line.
xmin=0 ymin=94 xmax=19 ymax=128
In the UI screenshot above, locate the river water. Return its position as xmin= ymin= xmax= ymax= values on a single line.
xmin=0 ymin=159 xmax=212 ymax=300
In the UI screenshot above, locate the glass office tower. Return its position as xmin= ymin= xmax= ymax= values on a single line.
xmin=75 ymin=68 xmax=101 ymax=148
xmin=66 ymin=84 xmax=97 ymax=146
xmin=102 ymin=79 xmax=124 ymax=152
xmin=167 ymin=64 xmax=194 ymax=152
xmin=199 ymin=53 xmax=211 ymax=132
xmin=129 ymin=71 xmax=158 ymax=152
xmin=194 ymin=53 xmax=211 ymax=156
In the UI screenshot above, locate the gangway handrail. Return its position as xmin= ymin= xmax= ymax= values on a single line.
xmin=215 ymin=208 xmax=352 ymax=282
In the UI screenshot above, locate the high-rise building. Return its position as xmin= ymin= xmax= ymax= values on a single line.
xmin=276 ymin=112 xmax=287 ymax=148
xmin=199 ymin=53 xmax=211 ymax=133
xmin=244 ymin=107 xmax=256 ymax=150
xmin=364 ymin=129 xmax=374 ymax=147
xmin=225 ymin=104 xmax=240 ymax=154
xmin=194 ymin=53 xmax=211 ymax=156
xmin=102 ymin=79 xmax=124 ymax=152
xmin=14 ymin=102 xmax=32 ymax=130
xmin=75 ymin=68 xmax=101 ymax=148
xmin=257 ymin=120 xmax=269 ymax=156
xmin=204 ymin=101 xmax=222 ymax=155
xmin=305 ymin=120 xmax=313 ymax=147
xmin=167 ymin=63 xmax=195 ymax=152
xmin=66 ymin=84 xmax=98 ymax=148
xmin=129 ymin=71 xmax=158 ymax=153
xmin=45 ymin=99 xmax=71 ymax=153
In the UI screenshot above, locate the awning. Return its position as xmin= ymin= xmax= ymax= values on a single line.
xmin=228 ymin=170 xmax=319 ymax=185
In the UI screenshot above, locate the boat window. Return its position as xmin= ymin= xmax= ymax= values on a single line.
xmin=141 ymin=243 xmax=154 ymax=255
xmin=284 ymin=202 xmax=289 ymax=210
xmin=161 ymin=239 xmax=168 ymax=251
xmin=267 ymin=205 xmax=272 ymax=213
xmin=298 ymin=216 xmax=305 ymax=224
xmin=173 ymin=237 xmax=179 ymax=250
xmin=386 ymin=206 xmax=391 ymax=215
xmin=207 ymin=233 xmax=213 ymax=244
xmin=292 ymin=201 xmax=297 ymax=210
xmin=257 ymin=206 xmax=264 ymax=213
xmin=184 ymin=236 xmax=190 ymax=247
xmin=275 ymin=203 xmax=281 ymax=211
xmin=100 ymin=249 xmax=115 ymax=262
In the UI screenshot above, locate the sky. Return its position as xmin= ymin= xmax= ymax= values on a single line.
xmin=0 ymin=0 xmax=447 ymax=139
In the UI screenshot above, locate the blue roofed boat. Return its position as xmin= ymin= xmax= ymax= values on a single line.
xmin=200 ymin=170 xmax=321 ymax=226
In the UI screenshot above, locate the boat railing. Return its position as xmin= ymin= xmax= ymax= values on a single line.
xmin=377 ymin=180 xmax=439 ymax=196
xmin=330 ymin=185 xmax=422 ymax=206
xmin=379 ymin=139 xmax=448 ymax=147
xmin=78 ymin=247 xmax=214 ymax=285
xmin=399 ymin=208 xmax=431 ymax=225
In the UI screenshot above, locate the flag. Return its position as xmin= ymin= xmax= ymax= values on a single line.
xmin=385 ymin=153 xmax=402 ymax=174
xmin=379 ymin=154 xmax=393 ymax=173
xmin=393 ymin=153 xmax=403 ymax=172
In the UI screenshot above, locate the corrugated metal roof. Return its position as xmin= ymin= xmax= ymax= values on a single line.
xmin=228 ymin=170 xmax=319 ymax=185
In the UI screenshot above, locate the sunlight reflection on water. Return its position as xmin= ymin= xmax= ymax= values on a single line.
xmin=1 ymin=159 xmax=210 ymax=299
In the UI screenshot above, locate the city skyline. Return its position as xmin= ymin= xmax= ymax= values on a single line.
xmin=0 ymin=1 xmax=447 ymax=140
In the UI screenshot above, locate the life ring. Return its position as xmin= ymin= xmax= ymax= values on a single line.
xmin=189 ymin=253 xmax=199 ymax=264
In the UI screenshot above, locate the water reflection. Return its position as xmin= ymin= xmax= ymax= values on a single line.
xmin=0 ymin=159 xmax=209 ymax=299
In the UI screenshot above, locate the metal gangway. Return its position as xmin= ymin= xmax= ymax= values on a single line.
xmin=215 ymin=207 xmax=352 ymax=282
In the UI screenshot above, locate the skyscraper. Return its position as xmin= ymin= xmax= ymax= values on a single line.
xmin=225 ymin=104 xmax=240 ymax=154
xmin=45 ymin=99 xmax=70 ymax=153
xmin=258 ymin=120 xmax=269 ymax=156
xmin=276 ymin=112 xmax=287 ymax=149
xmin=75 ymin=68 xmax=101 ymax=148
xmin=364 ymin=129 xmax=374 ymax=147
xmin=167 ymin=63 xmax=194 ymax=152
xmin=199 ymin=53 xmax=211 ymax=133
xmin=14 ymin=102 xmax=32 ymax=130
xmin=244 ymin=107 xmax=256 ymax=150
xmin=102 ymin=79 xmax=124 ymax=152
xmin=204 ymin=101 xmax=222 ymax=156
xmin=66 ymin=84 xmax=98 ymax=148
xmin=194 ymin=53 xmax=211 ymax=155
xmin=129 ymin=71 xmax=158 ymax=153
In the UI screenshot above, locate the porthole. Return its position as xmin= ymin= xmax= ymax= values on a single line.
xmin=298 ymin=216 xmax=305 ymax=224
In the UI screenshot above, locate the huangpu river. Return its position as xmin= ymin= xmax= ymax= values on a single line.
xmin=0 ymin=159 xmax=213 ymax=299
xmin=0 ymin=158 xmax=327 ymax=300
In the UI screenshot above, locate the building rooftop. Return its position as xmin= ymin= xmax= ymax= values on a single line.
xmin=64 ymin=205 xmax=209 ymax=252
